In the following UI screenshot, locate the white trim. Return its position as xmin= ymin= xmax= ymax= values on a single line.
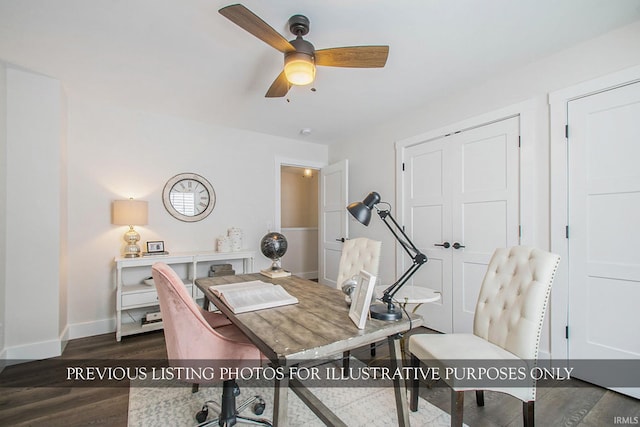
xmin=281 ymin=227 xmax=319 ymax=232
xmin=548 ymin=64 xmax=640 ymax=361
xmin=67 ymin=317 xmax=116 ymax=340
xmin=292 ymin=271 xmax=318 ymax=280
xmin=3 ymin=338 xmax=63 ymax=364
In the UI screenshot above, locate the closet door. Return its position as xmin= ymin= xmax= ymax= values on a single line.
xmin=567 ymin=82 xmax=640 ymax=398
xmin=404 ymin=137 xmax=453 ymax=333
xmin=401 ymin=116 xmax=520 ymax=333
xmin=451 ymin=117 xmax=521 ymax=332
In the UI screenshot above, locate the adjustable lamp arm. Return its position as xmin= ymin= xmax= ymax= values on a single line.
xmin=376 ymin=208 xmax=428 ymax=304
xmin=346 ymin=191 xmax=428 ymax=320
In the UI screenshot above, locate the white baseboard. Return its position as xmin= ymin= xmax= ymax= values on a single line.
xmin=1 ymin=319 xmax=115 ymax=365
xmin=3 ymin=338 xmax=63 ymax=365
xmin=293 ymin=271 xmax=318 ymax=280
xmin=67 ymin=317 xmax=115 ymax=340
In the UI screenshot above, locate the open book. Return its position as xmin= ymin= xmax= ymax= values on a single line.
xmin=209 ymin=280 xmax=298 ymax=314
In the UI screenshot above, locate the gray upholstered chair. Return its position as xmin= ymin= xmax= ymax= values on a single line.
xmin=408 ymin=246 xmax=560 ymax=427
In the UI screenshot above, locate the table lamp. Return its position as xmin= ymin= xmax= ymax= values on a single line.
xmin=347 ymin=191 xmax=428 ymax=320
xmin=112 ymin=198 xmax=148 ymax=258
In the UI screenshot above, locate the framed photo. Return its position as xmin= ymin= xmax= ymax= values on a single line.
xmin=349 ymin=270 xmax=377 ymax=329
xmin=146 ymin=241 xmax=165 ymax=254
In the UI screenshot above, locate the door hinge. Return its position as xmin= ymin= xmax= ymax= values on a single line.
xmin=565 ymin=124 xmax=569 ymax=139
xmin=565 ymin=225 xmax=569 ymax=239
xmin=565 ymin=325 xmax=569 ymax=339
xmin=518 ymin=225 xmax=522 ymax=237
xmin=518 ymin=136 xmax=521 ymax=147
xmin=402 ymin=162 xmax=405 ymax=171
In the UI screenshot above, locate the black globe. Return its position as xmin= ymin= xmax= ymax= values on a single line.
xmin=260 ymin=232 xmax=288 ymax=265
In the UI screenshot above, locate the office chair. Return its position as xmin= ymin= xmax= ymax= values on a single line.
xmin=408 ymin=246 xmax=560 ymax=427
xmin=151 ymin=262 xmax=272 ymax=426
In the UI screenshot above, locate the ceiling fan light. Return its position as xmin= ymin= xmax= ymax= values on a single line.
xmin=284 ymin=53 xmax=315 ymax=86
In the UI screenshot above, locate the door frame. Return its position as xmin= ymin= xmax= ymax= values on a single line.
xmin=549 ymin=64 xmax=640 ymax=361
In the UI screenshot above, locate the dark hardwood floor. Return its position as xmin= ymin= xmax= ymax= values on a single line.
xmin=0 ymin=329 xmax=637 ymax=426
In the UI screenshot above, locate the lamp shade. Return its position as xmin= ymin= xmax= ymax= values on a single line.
xmin=284 ymin=52 xmax=316 ymax=86
xmin=112 ymin=199 xmax=148 ymax=226
xmin=347 ymin=191 xmax=381 ymax=226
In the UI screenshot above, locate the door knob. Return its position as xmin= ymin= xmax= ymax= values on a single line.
xmin=452 ymin=242 xmax=465 ymax=249
xmin=336 ymin=238 xmax=346 ymax=242
xmin=434 ymin=242 xmax=450 ymax=248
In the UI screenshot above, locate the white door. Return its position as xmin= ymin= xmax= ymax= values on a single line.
xmin=567 ymin=82 xmax=640 ymax=398
xmin=402 ymin=117 xmax=520 ymax=333
xmin=318 ymin=160 xmax=349 ymax=287
xmin=403 ymin=137 xmax=454 ymax=333
xmin=452 ymin=117 xmax=521 ymax=332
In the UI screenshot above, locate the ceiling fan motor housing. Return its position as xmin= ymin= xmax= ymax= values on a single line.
xmin=288 ymin=14 xmax=310 ymax=36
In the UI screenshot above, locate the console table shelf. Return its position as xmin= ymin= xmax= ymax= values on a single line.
xmin=114 ymin=250 xmax=255 ymax=341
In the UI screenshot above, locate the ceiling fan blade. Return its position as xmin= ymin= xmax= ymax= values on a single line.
xmin=265 ymin=71 xmax=291 ymax=98
xmin=315 ymin=46 xmax=389 ymax=68
xmin=219 ymin=4 xmax=295 ymax=53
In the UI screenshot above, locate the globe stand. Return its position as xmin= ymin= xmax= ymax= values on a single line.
xmin=260 ymin=265 xmax=291 ymax=279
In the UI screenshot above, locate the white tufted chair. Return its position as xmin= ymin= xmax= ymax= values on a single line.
xmin=408 ymin=246 xmax=560 ymax=427
xmin=336 ymin=237 xmax=382 ymax=289
xmin=336 ymin=237 xmax=382 ymax=364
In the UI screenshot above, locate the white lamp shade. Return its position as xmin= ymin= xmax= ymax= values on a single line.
xmin=112 ymin=199 xmax=148 ymax=226
xmin=284 ymin=53 xmax=315 ymax=86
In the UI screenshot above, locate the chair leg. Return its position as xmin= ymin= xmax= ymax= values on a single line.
xmin=475 ymin=390 xmax=484 ymax=406
xmin=451 ymin=390 xmax=464 ymax=427
xmin=370 ymin=342 xmax=376 ymax=357
xmin=409 ymin=354 xmax=419 ymax=412
xmin=192 ymin=383 xmax=199 ymax=393
xmin=343 ymin=351 xmax=350 ymax=370
xmin=523 ymin=401 xmax=534 ymax=427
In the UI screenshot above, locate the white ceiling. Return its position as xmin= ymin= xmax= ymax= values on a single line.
xmin=1 ymin=0 xmax=639 ymax=144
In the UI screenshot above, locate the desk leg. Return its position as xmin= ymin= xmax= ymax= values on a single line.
xmin=389 ymin=334 xmax=411 ymax=427
xmin=273 ymin=372 xmax=289 ymax=426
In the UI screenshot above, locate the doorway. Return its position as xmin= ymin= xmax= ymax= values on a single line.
xmin=280 ymin=165 xmax=319 ymax=280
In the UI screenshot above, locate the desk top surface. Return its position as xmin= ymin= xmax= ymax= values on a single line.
xmin=195 ymin=274 xmax=423 ymax=365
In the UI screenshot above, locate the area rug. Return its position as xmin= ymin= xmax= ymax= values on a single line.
xmin=128 ymin=380 xmax=458 ymax=427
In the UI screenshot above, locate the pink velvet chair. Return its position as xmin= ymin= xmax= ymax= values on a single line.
xmin=151 ymin=262 xmax=272 ymax=426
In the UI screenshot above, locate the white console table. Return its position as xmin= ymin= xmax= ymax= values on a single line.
xmin=114 ymin=250 xmax=255 ymax=341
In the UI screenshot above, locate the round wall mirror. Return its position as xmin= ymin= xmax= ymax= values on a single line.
xmin=162 ymin=173 xmax=216 ymax=222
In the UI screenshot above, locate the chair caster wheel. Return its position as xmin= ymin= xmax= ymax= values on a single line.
xmin=195 ymin=406 xmax=208 ymax=423
xmin=253 ymin=398 xmax=266 ymax=415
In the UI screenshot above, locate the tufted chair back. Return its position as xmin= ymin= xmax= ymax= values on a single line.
xmin=473 ymin=246 xmax=561 ymax=361
xmin=335 ymin=238 xmax=382 ymax=289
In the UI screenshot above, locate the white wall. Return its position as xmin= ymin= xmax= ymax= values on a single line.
xmin=0 ymin=63 xmax=7 ymax=362
xmin=65 ymin=97 xmax=328 ymax=338
xmin=4 ymin=66 xmax=66 ymax=360
xmin=329 ymin=20 xmax=640 ymax=356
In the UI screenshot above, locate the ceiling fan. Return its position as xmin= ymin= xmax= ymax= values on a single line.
xmin=219 ymin=4 xmax=389 ymax=98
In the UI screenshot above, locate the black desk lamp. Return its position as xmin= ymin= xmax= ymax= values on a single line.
xmin=347 ymin=192 xmax=428 ymax=320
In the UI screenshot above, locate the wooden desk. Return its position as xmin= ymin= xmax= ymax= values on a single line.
xmin=195 ymin=274 xmax=423 ymax=427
